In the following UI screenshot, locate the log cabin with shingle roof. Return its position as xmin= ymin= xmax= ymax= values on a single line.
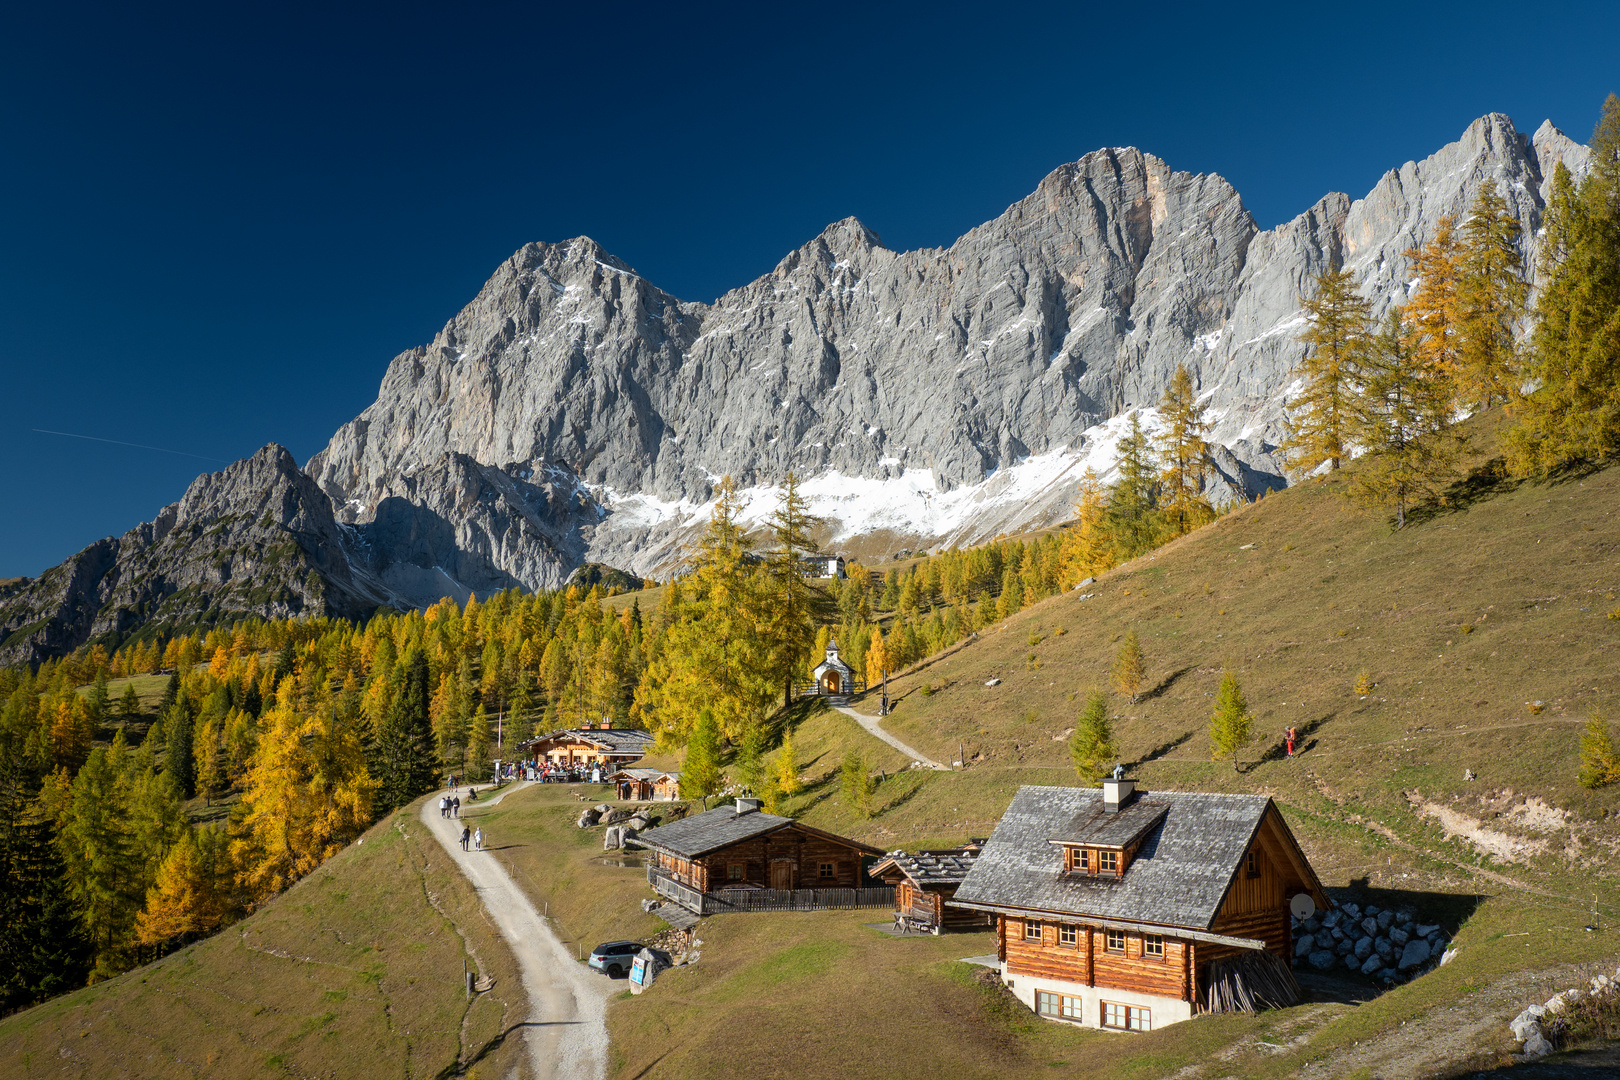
xmin=517 ymin=722 xmax=654 ymax=769
xmin=869 ymin=841 xmax=993 ymax=933
xmin=950 ymin=778 xmax=1329 ymax=1032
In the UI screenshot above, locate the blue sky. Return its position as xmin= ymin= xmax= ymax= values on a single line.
xmin=2 ymin=0 xmax=1616 ymax=578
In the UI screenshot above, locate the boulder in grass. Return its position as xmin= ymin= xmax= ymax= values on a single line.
xmin=1522 ymin=1030 xmax=1554 ymax=1059
xmin=1397 ymin=939 xmax=1431 ymax=971
xmin=1510 ymin=1007 xmax=1544 ymax=1042
xmin=577 ymin=808 xmax=601 ymax=828
xmin=1360 ymin=954 xmax=1383 ymax=976
xmin=1544 ymin=989 xmax=1584 ymax=1014
xmin=1308 ymin=949 xmax=1337 ymax=971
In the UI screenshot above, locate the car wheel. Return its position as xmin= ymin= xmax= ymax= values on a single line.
xmin=608 ymin=964 xmax=624 ymax=978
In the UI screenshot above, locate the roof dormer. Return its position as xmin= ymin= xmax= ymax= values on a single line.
xmin=1048 ymin=786 xmax=1168 ymax=880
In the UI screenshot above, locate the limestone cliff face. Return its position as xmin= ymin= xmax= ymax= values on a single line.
xmin=3 ymin=114 xmax=1594 ymax=660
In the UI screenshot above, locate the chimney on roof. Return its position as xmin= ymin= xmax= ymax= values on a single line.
xmin=735 ymin=797 xmax=761 ymax=815
xmin=601 ymin=718 xmax=612 ymax=729
xmin=1102 ymin=777 xmax=1137 ymax=814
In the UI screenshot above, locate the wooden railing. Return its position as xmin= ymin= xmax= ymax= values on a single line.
xmin=648 ymin=867 xmax=893 ymax=915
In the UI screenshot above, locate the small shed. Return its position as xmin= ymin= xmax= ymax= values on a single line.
xmin=608 ymin=768 xmax=682 ymax=802
xmin=869 ymin=842 xmax=991 ymax=932
xmin=811 ymin=638 xmax=855 ymax=696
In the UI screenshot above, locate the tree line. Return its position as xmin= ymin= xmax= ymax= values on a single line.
xmin=1283 ymin=95 xmax=1620 ymax=525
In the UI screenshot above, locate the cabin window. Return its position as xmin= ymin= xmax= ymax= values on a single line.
xmin=1024 ymin=921 xmax=1043 ymax=941
xmin=1144 ymin=934 xmax=1164 ymax=958
xmin=819 ymin=862 xmax=836 ymax=879
xmin=1098 ymin=850 xmax=1119 ymax=873
xmin=1105 ymin=929 xmax=1125 ymax=953
xmin=727 ymin=863 xmax=745 ymax=882
xmin=1246 ymin=851 xmax=1261 ymax=878
xmin=1037 ymin=991 xmax=1083 ymax=1020
xmin=1058 ymin=925 xmax=1078 ymax=947
xmin=1102 ymin=1002 xmax=1151 ymax=1031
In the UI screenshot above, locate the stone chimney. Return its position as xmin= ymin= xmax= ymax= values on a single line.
xmin=735 ymin=797 xmax=762 ymax=815
xmin=600 ymin=718 xmax=613 ymax=730
xmin=1102 ymin=777 xmax=1137 ymax=814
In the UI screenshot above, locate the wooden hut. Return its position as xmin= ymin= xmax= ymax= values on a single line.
xmin=950 ymin=778 xmax=1329 ymax=1031
xmin=869 ymin=842 xmax=991 ymax=933
xmin=518 ymin=723 xmax=653 ymax=770
xmin=607 ymin=768 xmax=682 ymax=802
xmin=633 ymin=798 xmax=888 ymax=915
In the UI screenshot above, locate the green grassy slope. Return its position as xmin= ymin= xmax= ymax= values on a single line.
xmin=0 ymin=801 xmax=527 ymax=1080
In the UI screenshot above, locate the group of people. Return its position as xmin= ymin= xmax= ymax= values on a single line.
xmin=459 ymin=824 xmax=484 ymax=851
xmin=438 ymin=794 xmax=462 ymax=817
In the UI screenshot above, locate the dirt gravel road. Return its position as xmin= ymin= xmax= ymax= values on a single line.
xmin=422 ymin=784 xmax=610 ymax=1080
xmin=832 ymin=703 xmax=951 ymax=770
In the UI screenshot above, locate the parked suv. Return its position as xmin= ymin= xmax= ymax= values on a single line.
xmin=587 ymin=940 xmax=643 ymax=978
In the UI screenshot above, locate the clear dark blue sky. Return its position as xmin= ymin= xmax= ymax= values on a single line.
xmin=2 ymin=0 xmax=1615 ymax=578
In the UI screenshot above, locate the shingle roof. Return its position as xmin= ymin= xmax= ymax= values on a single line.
xmin=606 ymin=768 xmax=677 ymax=782
xmin=1055 ymin=798 xmax=1169 ymax=849
xmin=870 ymin=849 xmax=979 ymax=888
xmin=521 ymin=728 xmax=654 ymax=755
xmin=631 ymin=805 xmax=795 ymax=859
xmin=952 ymin=786 xmax=1275 ymax=931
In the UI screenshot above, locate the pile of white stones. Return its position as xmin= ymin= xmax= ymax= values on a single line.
xmin=1291 ymin=901 xmax=1454 ymax=984
xmin=1509 ymin=967 xmax=1619 ymax=1059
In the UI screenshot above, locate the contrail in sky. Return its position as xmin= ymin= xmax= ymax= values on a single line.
xmin=32 ymin=428 xmax=227 ymax=464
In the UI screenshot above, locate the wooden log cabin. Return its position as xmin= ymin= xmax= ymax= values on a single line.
xmin=634 ymin=798 xmax=886 ymax=914
xmin=869 ymin=843 xmax=992 ymax=933
xmin=950 ymin=779 xmax=1329 ymax=1032
xmin=607 ymin=768 xmax=682 ymax=802
xmin=517 ymin=723 xmax=654 ymax=769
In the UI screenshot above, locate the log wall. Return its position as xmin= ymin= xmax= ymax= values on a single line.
xmin=1002 ymin=916 xmax=1189 ymax=999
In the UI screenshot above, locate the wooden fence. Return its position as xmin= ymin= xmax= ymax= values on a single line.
xmin=649 ymin=868 xmax=893 ymax=916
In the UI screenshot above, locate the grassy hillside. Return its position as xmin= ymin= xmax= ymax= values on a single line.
xmin=562 ymin=421 xmax=1620 ymax=1078
xmin=0 ymin=801 xmax=527 ymax=1080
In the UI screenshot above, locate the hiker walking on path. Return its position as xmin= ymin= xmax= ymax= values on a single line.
xmin=474 ymin=827 xmax=484 ymax=851
xmin=439 ymin=795 xmax=448 ymax=818
xmin=1285 ymin=726 xmax=1297 ymax=758
xmin=460 ymin=825 xmax=471 ymax=851
xmin=452 ymin=796 xmax=461 ymax=817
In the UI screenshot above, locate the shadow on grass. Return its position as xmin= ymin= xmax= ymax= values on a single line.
xmin=1129 ymin=729 xmax=1194 ymax=769
xmin=1406 ymin=454 xmax=1527 ymax=527
xmin=434 ymin=1019 xmax=587 ymax=1080
xmin=1256 ymin=712 xmax=1335 ymax=765
xmin=875 ymin=774 xmax=929 ymax=818
xmin=1140 ymin=665 xmax=1195 ymax=701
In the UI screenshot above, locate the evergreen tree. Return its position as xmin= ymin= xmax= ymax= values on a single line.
xmin=115 ymin=682 xmax=142 ymax=721
xmin=840 ymin=749 xmax=876 ymax=819
xmin=1209 ymin=670 xmax=1253 ymax=771
xmin=157 ymin=672 xmax=180 ymax=716
xmin=1155 ymin=364 xmax=1214 ymax=535
xmin=86 ymin=671 xmax=111 ymax=733
xmin=1112 ymin=631 xmax=1144 ymax=704
xmin=0 ymin=812 xmax=92 ymax=1011
xmin=1578 ymin=711 xmax=1619 ymax=789
xmin=1069 ymin=691 xmax=1119 ymax=783
xmin=1511 ymin=95 xmax=1620 ymax=473
xmin=680 ymin=708 xmax=723 ymax=807
xmin=1455 ymin=179 xmax=1528 ymax=412
xmin=1106 ymin=414 xmax=1160 ymax=558
xmin=162 ymin=696 xmax=195 ymax=799
xmin=57 ymin=747 xmax=140 ymax=975
xmin=765 ymin=472 xmax=823 ymax=708
xmin=373 ymin=647 xmax=435 ymax=811
xmin=1282 ymin=266 xmax=1372 ymax=476
xmin=1352 ymin=309 xmax=1459 ymax=527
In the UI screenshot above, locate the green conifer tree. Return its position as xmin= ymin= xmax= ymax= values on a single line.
xmin=162 ymin=697 xmax=195 ymax=799
xmin=1578 ymin=711 xmax=1620 ymax=789
xmin=1352 ymin=309 xmax=1459 ymax=527
xmin=1511 ymin=95 xmax=1620 ymax=473
xmin=680 ymin=708 xmax=723 ymax=807
xmin=1069 ymin=691 xmax=1119 ymax=783
xmin=1455 ymin=179 xmax=1528 ymax=412
xmin=1209 ymin=670 xmax=1253 ymax=772
xmin=374 ymin=646 xmax=436 ymax=811
xmin=1282 ymin=266 xmax=1372 ymax=476
xmin=1106 ymin=414 xmax=1160 ymax=558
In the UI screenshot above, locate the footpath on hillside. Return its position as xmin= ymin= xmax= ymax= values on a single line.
xmin=421 ymin=782 xmax=610 ymax=1080
xmin=831 ymin=702 xmax=951 ymax=770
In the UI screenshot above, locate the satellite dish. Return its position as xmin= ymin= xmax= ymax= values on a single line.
xmin=1290 ymin=893 xmax=1316 ymax=921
